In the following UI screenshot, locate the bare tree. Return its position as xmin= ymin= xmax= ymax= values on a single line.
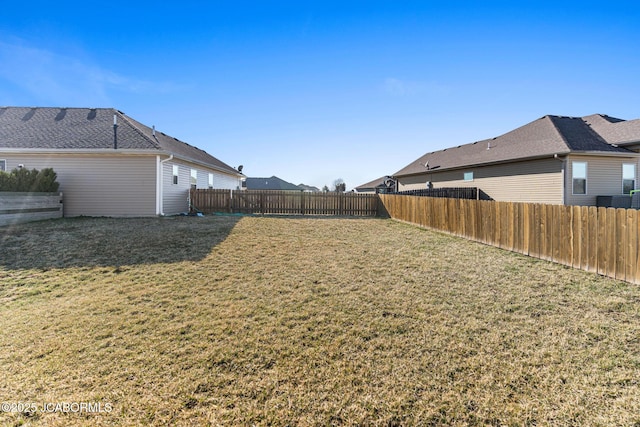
xmin=333 ymin=178 xmax=346 ymax=193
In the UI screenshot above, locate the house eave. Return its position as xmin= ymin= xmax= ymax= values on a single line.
xmin=394 ymin=150 xmax=638 ymax=179
xmin=567 ymin=150 xmax=640 ymax=158
xmin=0 ymin=147 xmax=243 ymax=177
xmin=169 ymin=153 xmax=244 ymax=177
xmin=0 ymin=147 xmax=158 ymax=155
xmin=394 ymin=153 xmax=566 ymax=178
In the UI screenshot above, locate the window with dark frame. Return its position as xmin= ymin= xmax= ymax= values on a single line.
xmin=0 ymin=160 xmax=5 ymax=172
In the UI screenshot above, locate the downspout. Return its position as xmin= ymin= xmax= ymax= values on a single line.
xmin=158 ymin=154 xmax=174 ymax=216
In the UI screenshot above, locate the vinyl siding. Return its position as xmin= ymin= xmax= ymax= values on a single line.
xmin=162 ymin=161 xmax=191 ymax=215
xmin=565 ymin=155 xmax=640 ymax=206
xmin=1 ymin=154 xmax=157 ymax=216
xmin=194 ymin=170 xmax=240 ymax=189
xmin=398 ymin=158 xmax=564 ymax=204
xmin=209 ymin=171 xmax=242 ymax=189
xmin=162 ymin=160 xmax=241 ymax=215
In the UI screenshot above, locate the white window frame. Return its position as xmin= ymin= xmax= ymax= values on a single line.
xmin=623 ymin=163 xmax=636 ymax=195
xmin=172 ymin=165 xmax=179 ymax=185
xmin=208 ymin=173 xmax=214 ymax=189
xmin=190 ymin=169 xmax=197 ymax=188
xmin=464 ymin=171 xmax=474 ymax=181
xmin=572 ymin=161 xmax=587 ymax=195
xmin=0 ymin=159 xmax=6 ymax=172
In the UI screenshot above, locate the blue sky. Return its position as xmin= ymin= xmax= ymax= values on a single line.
xmin=1 ymin=1 xmax=639 ymax=190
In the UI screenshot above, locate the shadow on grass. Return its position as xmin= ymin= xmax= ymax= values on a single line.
xmin=0 ymin=215 xmax=242 ymax=270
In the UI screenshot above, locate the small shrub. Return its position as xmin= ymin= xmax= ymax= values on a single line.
xmin=0 ymin=167 xmax=59 ymax=192
xmin=34 ymin=168 xmax=60 ymax=192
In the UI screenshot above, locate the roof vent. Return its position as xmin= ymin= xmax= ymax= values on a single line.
xmin=55 ymin=108 xmax=67 ymax=121
xmin=22 ymin=108 xmax=36 ymax=122
xmin=487 ymin=142 xmax=492 ymax=150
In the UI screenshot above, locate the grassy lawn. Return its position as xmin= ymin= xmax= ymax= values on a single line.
xmin=1 ymin=215 xmax=639 ymax=426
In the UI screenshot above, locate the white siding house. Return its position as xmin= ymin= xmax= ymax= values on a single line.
xmin=0 ymin=107 xmax=244 ymax=216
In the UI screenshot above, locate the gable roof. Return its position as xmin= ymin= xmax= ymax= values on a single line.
xmin=0 ymin=107 xmax=241 ymax=176
xmin=395 ymin=114 xmax=638 ymax=177
xmin=355 ymin=176 xmax=389 ymax=191
xmin=245 ymin=176 xmax=302 ymax=191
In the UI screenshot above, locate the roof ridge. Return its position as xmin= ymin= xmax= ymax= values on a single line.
xmin=544 ymin=115 xmax=572 ymax=148
xmin=115 ymin=110 xmax=161 ymax=150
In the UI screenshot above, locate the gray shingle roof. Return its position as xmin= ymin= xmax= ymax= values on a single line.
xmin=355 ymin=176 xmax=388 ymax=191
xmin=245 ymin=176 xmax=301 ymax=190
xmin=395 ymin=114 xmax=638 ymax=177
xmin=582 ymin=114 xmax=640 ymax=146
xmin=0 ymin=107 xmax=240 ymax=175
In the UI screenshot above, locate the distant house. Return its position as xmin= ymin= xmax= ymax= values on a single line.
xmin=298 ymin=183 xmax=321 ymax=192
xmin=0 ymin=107 xmax=244 ymax=216
xmin=245 ymin=176 xmax=302 ymax=191
xmin=394 ymin=114 xmax=640 ymax=206
xmin=354 ymin=176 xmax=395 ymax=194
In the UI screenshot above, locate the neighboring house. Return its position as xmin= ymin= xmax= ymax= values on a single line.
xmin=354 ymin=176 xmax=396 ymax=194
xmin=298 ymin=183 xmax=321 ymax=192
xmin=394 ymin=114 xmax=640 ymax=206
xmin=0 ymin=107 xmax=244 ymax=216
xmin=245 ymin=176 xmax=302 ymax=191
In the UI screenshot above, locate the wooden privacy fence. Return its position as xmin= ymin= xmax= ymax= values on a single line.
xmin=191 ymin=189 xmax=379 ymax=216
xmin=379 ymin=194 xmax=640 ymax=285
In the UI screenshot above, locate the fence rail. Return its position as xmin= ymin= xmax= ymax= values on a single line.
xmin=379 ymin=194 xmax=640 ymax=285
xmin=191 ymin=189 xmax=379 ymax=216
xmin=394 ymin=187 xmax=481 ymax=199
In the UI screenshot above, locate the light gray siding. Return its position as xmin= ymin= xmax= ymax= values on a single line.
xmin=161 ymin=159 xmax=241 ymax=215
xmin=209 ymin=171 xmax=241 ymax=189
xmin=565 ymin=155 xmax=640 ymax=206
xmin=193 ymin=169 xmax=240 ymax=189
xmin=1 ymin=154 xmax=157 ymax=216
xmin=162 ymin=161 xmax=191 ymax=215
xmin=398 ymin=158 xmax=565 ymax=204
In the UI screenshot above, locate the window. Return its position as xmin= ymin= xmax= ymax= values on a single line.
xmin=572 ymin=161 xmax=587 ymax=195
xmin=208 ymin=173 xmax=214 ymax=189
xmin=0 ymin=160 xmax=5 ymax=172
xmin=623 ymin=163 xmax=636 ymax=195
xmin=172 ymin=165 xmax=179 ymax=185
xmin=464 ymin=171 xmax=474 ymax=181
xmin=190 ymin=169 xmax=197 ymax=188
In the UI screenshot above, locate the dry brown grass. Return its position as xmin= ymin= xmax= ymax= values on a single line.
xmin=0 ymin=215 xmax=639 ymax=426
